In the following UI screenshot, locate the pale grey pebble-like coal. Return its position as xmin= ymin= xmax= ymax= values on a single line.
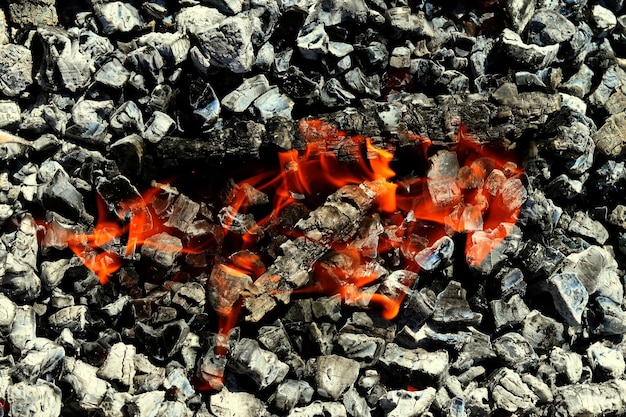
xmin=2 ymin=0 xmax=626 ymax=416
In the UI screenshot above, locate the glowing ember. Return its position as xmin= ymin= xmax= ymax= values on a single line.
xmin=39 ymin=120 xmax=525 ymax=390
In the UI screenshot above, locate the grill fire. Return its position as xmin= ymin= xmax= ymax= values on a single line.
xmin=2 ymin=0 xmax=626 ymax=416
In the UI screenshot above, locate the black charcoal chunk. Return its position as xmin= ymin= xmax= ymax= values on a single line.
xmin=337 ymin=333 xmax=385 ymax=366
xmin=432 ymin=281 xmax=482 ymax=329
xmin=141 ymin=232 xmax=183 ymax=268
xmin=386 ymin=7 xmax=433 ymax=38
xmin=490 ymin=294 xmax=531 ymax=331
xmin=253 ymin=87 xmax=295 ymax=122
xmin=528 ymin=9 xmax=576 ymax=45
xmin=109 ymin=134 xmax=145 ymax=178
xmin=189 ymin=81 xmax=220 ymax=129
xmin=126 ymin=46 xmax=165 ymax=85
xmin=297 ymin=23 xmax=329 ymax=60
xmin=493 ymin=332 xmax=538 ymax=372
xmin=344 ymin=67 xmax=381 ymax=98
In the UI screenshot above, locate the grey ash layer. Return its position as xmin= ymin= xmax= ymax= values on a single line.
xmin=2 ymin=0 xmax=626 ymax=416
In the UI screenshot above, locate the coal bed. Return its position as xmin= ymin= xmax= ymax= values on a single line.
xmin=1 ymin=0 xmax=626 ymax=416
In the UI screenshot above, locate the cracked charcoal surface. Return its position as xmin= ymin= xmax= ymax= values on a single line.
xmin=1 ymin=0 xmax=626 ymax=416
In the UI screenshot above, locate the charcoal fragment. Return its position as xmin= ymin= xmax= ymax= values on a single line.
xmin=196 ymin=15 xmax=254 ymax=73
xmin=489 ymin=367 xmax=538 ymax=413
xmin=14 ymin=337 xmax=65 ymax=383
xmin=7 ymin=381 xmax=62 ymax=417
xmin=210 ymin=387 xmax=269 ymax=417
xmin=554 ymin=380 xmax=626 ymax=416
xmin=500 ymin=28 xmax=559 ymax=70
xmin=521 ymin=310 xmax=566 ymax=352
xmin=315 ymin=355 xmax=360 ymax=400
xmin=97 ymin=342 xmax=136 ymax=388
xmin=432 ymin=281 xmax=482 ymax=329
xmin=94 ymin=2 xmax=144 ymax=34
xmin=379 ymin=388 xmax=436 ymax=417
xmin=0 ymin=44 xmax=33 ymax=96
xmin=229 ymin=338 xmax=289 ymax=389
xmin=270 ymin=379 xmax=315 ymax=413
xmin=63 ymin=357 xmax=110 ymax=410
xmin=528 ymin=9 xmax=576 ymax=45
xmin=141 ymin=232 xmax=183 ymax=268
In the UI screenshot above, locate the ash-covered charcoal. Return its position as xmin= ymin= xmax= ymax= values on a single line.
xmin=553 ymin=380 xmax=626 ymax=417
xmin=13 ymin=337 xmax=65 ymax=383
xmin=210 ymin=387 xmax=269 ymax=417
xmin=379 ymin=343 xmax=448 ymax=387
xmin=379 ymin=388 xmax=437 ymax=417
xmin=93 ymin=1 xmax=144 ymax=34
xmin=314 ymin=354 xmax=360 ymax=400
xmin=7 ymin=381 xmax=62 ymax=417
xmin=432 ymin=281 xmax=482 ymax=329
xmin=222 ymin=74 xmax=271 ymax=113
xmin=228 ymin=338 xmax=289 ymax=389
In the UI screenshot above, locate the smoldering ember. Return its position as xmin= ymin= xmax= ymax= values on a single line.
xmin=2 ymin=1 xmax=626 ymax=417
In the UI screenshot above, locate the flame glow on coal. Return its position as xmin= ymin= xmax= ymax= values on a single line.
xmin=40 ymin=120 xmax=524 ymax=387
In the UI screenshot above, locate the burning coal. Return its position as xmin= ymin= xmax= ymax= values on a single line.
xmin=38 ymin=120 xmax=525 ymax=389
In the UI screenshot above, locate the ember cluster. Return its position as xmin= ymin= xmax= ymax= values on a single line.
xmin=2 ymin=0 xmax=626 ymax=416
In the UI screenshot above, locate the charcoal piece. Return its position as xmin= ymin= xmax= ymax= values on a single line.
xmin=95 ymin=52 xmax=130 ymax=88
xmin=6 ymin=381 xmax=61 ymax=417
xmin=67 ymin=99 xmax=114 ymax=144
xmin=493 ymin=332 xmax=538 ymax=372
xmin=229 ymin=338 xmax=289 ymax=389
xmin=564 ymin=245 xmax=619 ymax=298
xmin=14 ymin=337 xmax=64 ymax=383
xmin=222 ymin=75 xmax=271 ymax=113
xmin=546 ymin=272 xmax=588 ymax=328
xmin=565 ymin=211 xmax=609 ymax=245
xmin=358 ymin=369 xmax=386 ymax=407
xmin=127 ymin=391 xmax=165 ymax=416
xmin=314 ymin=355 xmax=360 ymax=400
xmin=11 ymin=305 xmax=36 ymax=350
xmin=344 ymin=67 xmax=381 ymax=98
xmin=328 ymin=41 xmax=353 ymax=58
xmin=592 ymin=4 xmax=617 ymax=36
xmin=521 ymin=309 xmax=565 ymax=352
xmin=337 ymin=333 xmax=385 ymax=366
xmin=389 ymin=46 xmax=411 ymax=69
xmin=0 ymin=100 xmax=20 ymax=128
xmin=208 ymin=263 xmax=253 ymax=316
xmin=550 ymin=347 xmax=583 ymax=384
xmin=0 ymin=130 xmax=33 ymax=162
xmin=140 ymin=232 xmax=183 ymax=268
xmin=432 ymin=281 xmax=482 ymax=329
xmin=189 ymin=81 xmax=220 ymax=129
xmin=48 ymin=305 xmax=88 ymax=335
xmin=452 ymin=328 xmax=496 ymax=371
xmin=490 ymin=294 xmax=530 ymax=331
xmin=0 ymin=9 xmax=6 ymax=45
xmin=289 ymin=401 xmax=346 ymax=416
xmin=127 ymin=45 xmax=165 ymax=86
xmin=499 ymin=28 xmax=559 ymax=70
xmin=504 ymin=0 xmax=535 ymax=33
xmin=560 ymin=65 xmax=594 ymax=99
xmin=380 ymin=343 xmax=448 ymax=386
xmin=96 ymin=342 xmax=136 ymax=388
xmin=258 ymin=323 xmax=293 ymax=357
xmin=63 ymin=357 xmax=110 ymax=410
xmin=379 ymin=388 xmax=436 ymax=417
xmin=592 ymin=296 xmax=626 ymax=335
xmin=308 ymin=322 xmax=336 ymax=355
xmin=157 ymin=401 xmax=194 ymax=417
xmin=161 ymin=193 xmax=200 ymax=233
xmin=270 ymin=379 xmax=315 ymax=413
xmin=587 ymin=341 xmax=625 ymax=380
xmin=110 ymin=101 xmax=145 ymax=134
xmin=297 ymin=23 xmax=329 ymax=59
xmin=210 ymin=387 xmax=268 ymax=417
xmin=489 ymin=367 xmax=538 ymax=413
xmin=527 ymin=9 xmax=576 ymax=45
xmin=554 ymin=380 xmax=626 ymax=416
xmin=386 ymin=7 xmax=433 ymax=38
xmin=134 ymin=353 xmax=166 ymax=391
xmin=255 ymin=42 xmax=275 ymax=70
xmin=311 ymin=295 xmax=342 ymax=322
xmin=0 ymin=293 xmax=15 ymax=330
xmin=137 ymin=32 xmax=190 ymax=68
xmin=414 ymin=236 xmax=454 ymax=271
xmin=593 ymin=111 xmax=626 ymax=157
xmin=164 ymin=364 xmax=196 ymax=401
xmin=175 ymin=5 xmax=224 ymax=35
xmin=94 ymin=175 xmax=144 ymax=222
xmin=497 ymin=267 xmax=527 ymax=299
xmin=321 ymin=78 xmax=356 ymax=108
xmin=36 ymin=27 xmax=93 ymax=92
xmin=143 ymin=111 xmax=175 ymax=144
xmin=343 ymin=387 xmax=371 ymax=417
xmin=0 ymin=44 xmax=33 ymax=96
xmin=109 ymin=134 xmax=145 ymax=178
xmin=589 ymin=65 xmax=626 ymax=112
xmin=253 ymin=87 xmax=295 ymax=121
xmin=171 ymin=282 xmax=205 ymax=315
xmin=94 ymin=1 xmax=143 ymax=34
xmin=195 ymin=15 xmax=254 ymax=73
